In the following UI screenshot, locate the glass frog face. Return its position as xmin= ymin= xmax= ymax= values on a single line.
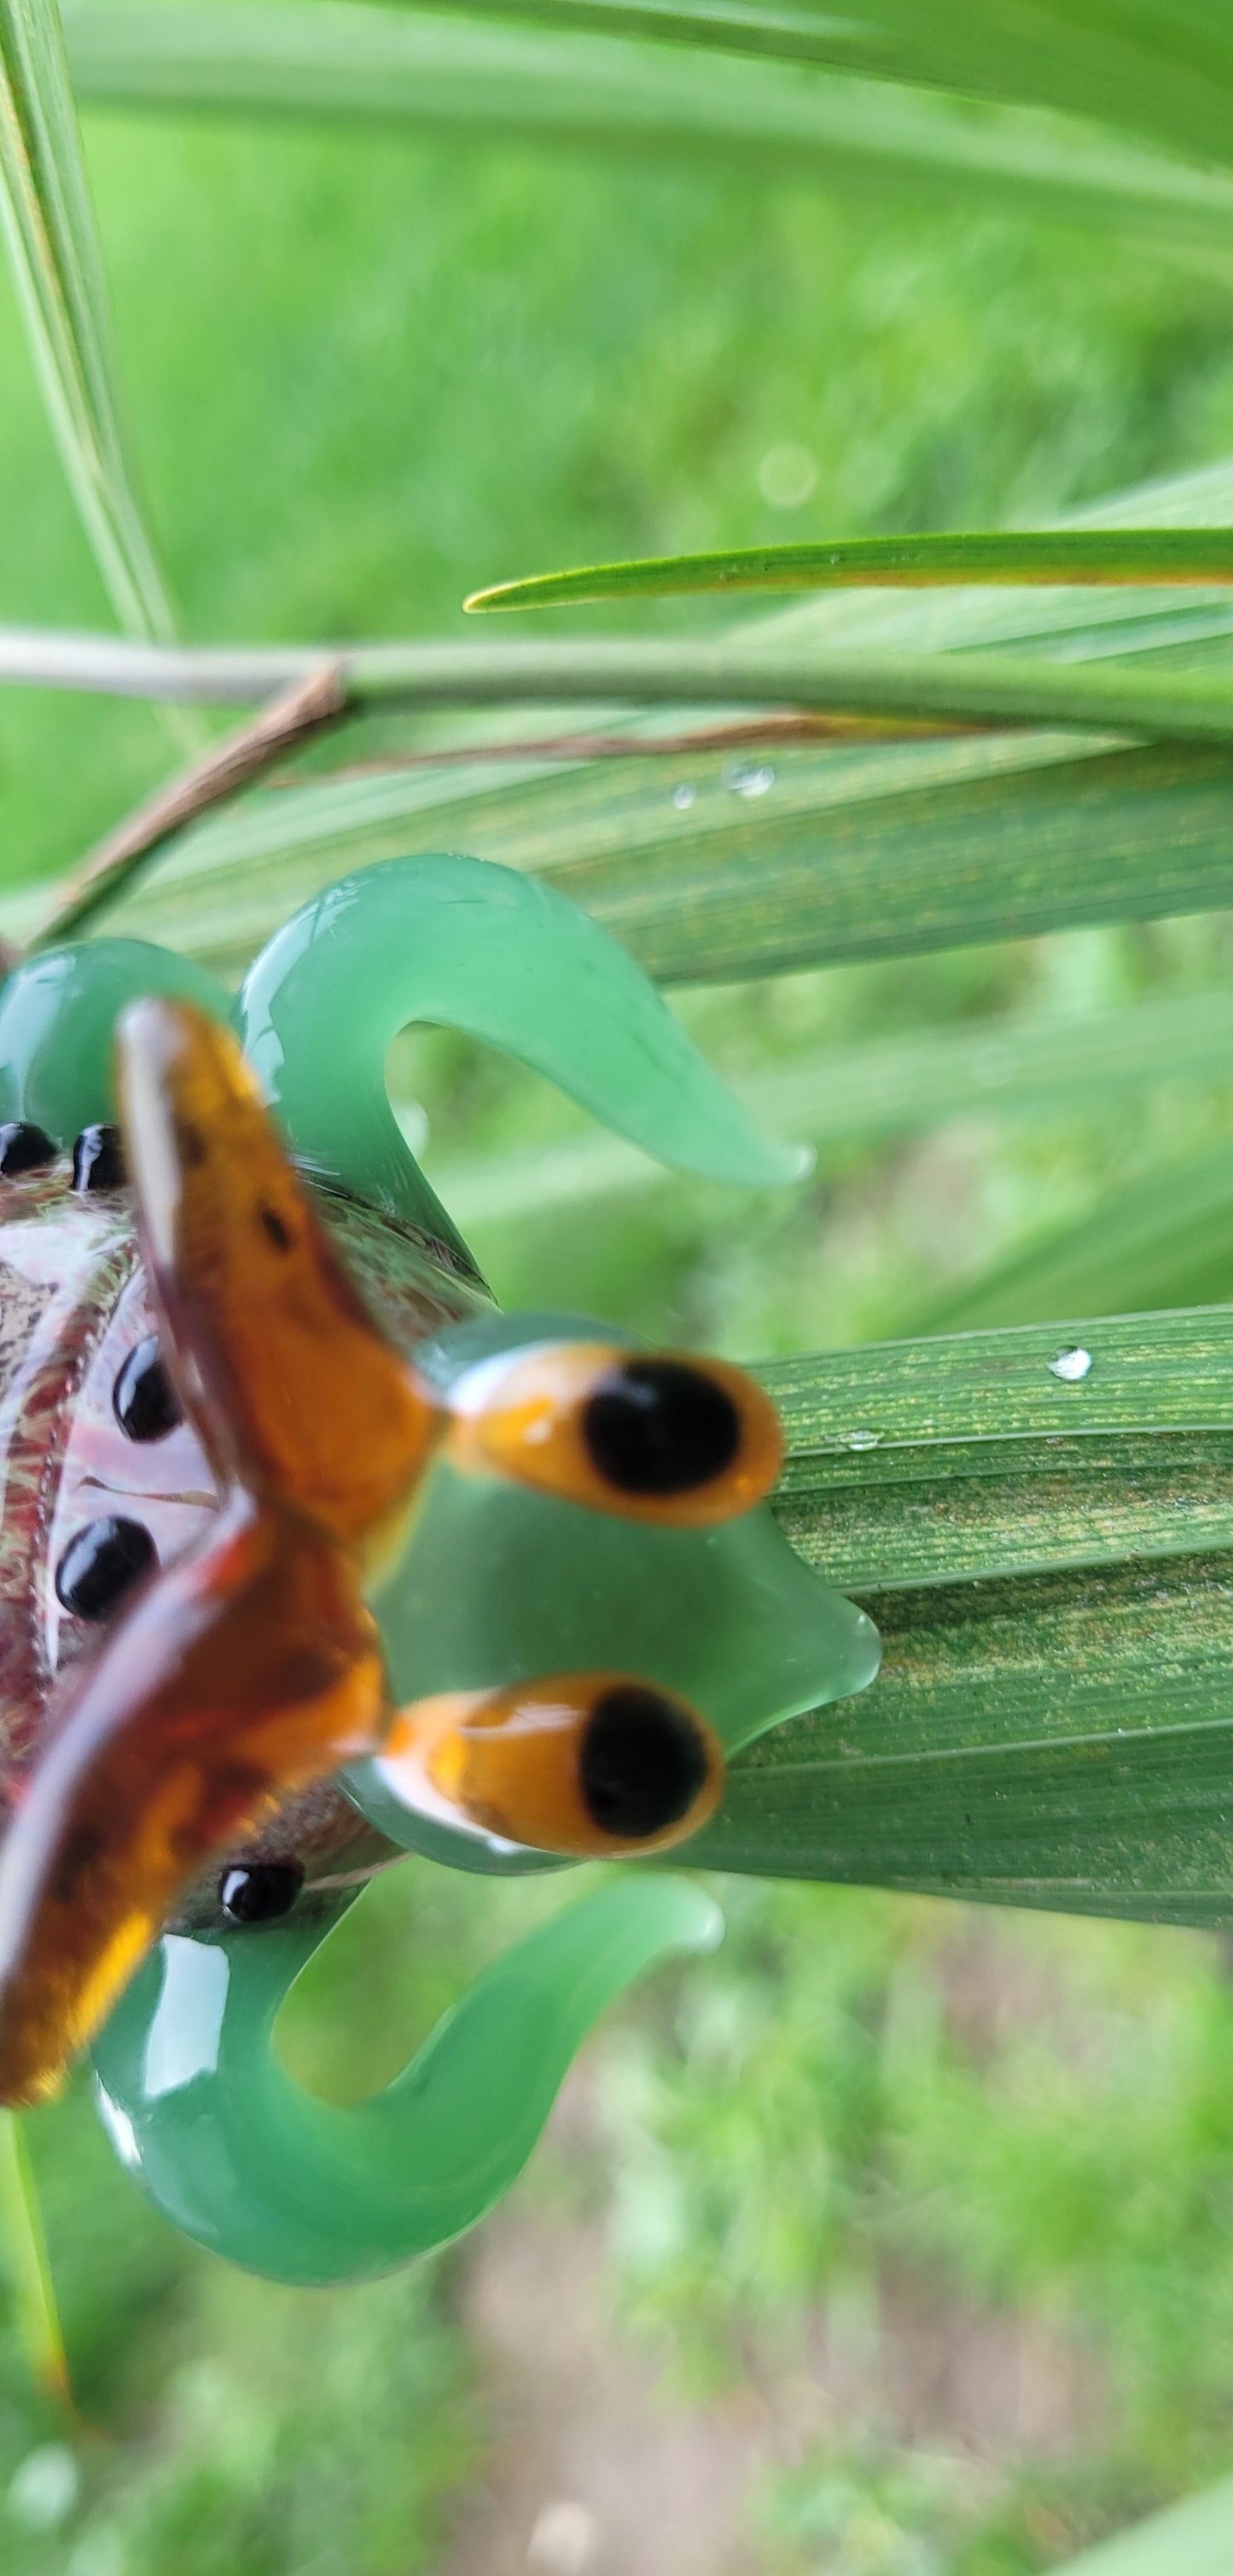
xmin=0 ymin=855 xmax=879 ymax=2282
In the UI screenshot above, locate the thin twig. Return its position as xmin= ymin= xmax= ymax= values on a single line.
xmin=32 ymin=660 xmax=346 ymax=947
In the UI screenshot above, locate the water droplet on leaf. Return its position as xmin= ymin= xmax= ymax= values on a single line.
xmin=724 ymin=761 xmax=775 ymax=799
xmin=1048 ymin=1346 xmax=1093 ymax=1383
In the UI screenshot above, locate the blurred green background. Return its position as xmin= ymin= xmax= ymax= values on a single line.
xmin=8 ymin=80 xmax=1233 ymax=2576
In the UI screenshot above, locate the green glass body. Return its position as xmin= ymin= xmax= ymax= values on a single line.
xmin=0 ymin=855 xmax=880 ymax=2281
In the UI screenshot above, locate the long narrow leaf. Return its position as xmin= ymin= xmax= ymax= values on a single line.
xmin=16 ymin=454 xmax=1233 ymax=972
xmin=0 ymin=0 xmax=177 ymax=641
xmin=0 ymin=2112 xmax=67 ymax=2399
xmin=59 ymin=2 xmax=1233 ymax=247
xmin=908 ymin=1143 xmax=1233 ymax=1337
xmin=96 ymin=733 xmax=1233 ymax=994
xmin=687 ymin=1308 xmax=1233 ymax=1928
xmin=765 ymin=1306 xmax=1233 ymax=1590
xmin=8 ymin=627 xmax=1233 ymax=738
xmin=468 ymin=527 xmax=1233 ymax=613
xmin=265 ymin=0 xmax=1233 ymax=177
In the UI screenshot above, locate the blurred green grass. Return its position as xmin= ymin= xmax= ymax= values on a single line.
xmin=10 ymin=92 xmax=1233 ymax=2576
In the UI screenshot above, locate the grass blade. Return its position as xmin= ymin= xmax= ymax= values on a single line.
xmin=15 ymin=455 xmax=1233 ymax=974
xmin=683 ymin=1307 xmax=1233 ymax=1928
xmin=765 ymin=1306 xmax=1233 ymax=1591
xmin=241 ymin=0 xmax=1233 ymax=176
xmin=0 ymin=0 xmax=178 ymax=644
xmin=80 ymin=731 xmax=1233 ymax=993
xmin=0 ymin=2112 xmax=68 ymax=2401
xmin=8 ymin=627 xmax=1233 ymax=740
xmin=59 ymin=2 xmax=1233 ymax=247
xmin=467 ymin=527 xmax=1233 ymax=612
xmin=907 ymin=1143 xmax=1233 ymax=1338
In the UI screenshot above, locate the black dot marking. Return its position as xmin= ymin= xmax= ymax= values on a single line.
xmin=259 ymin=1204 xmax=291 ymax=1251
xmin=113 ymin=1335 xmax=183 ymax=1442
xmin=583 ymin=1358 xmax=742 ymax=1498
xmin=73 ymin=1123 xmax=125 ymax=1192
xmin=219 ymin=1862 xmax=305 ymax=1925
xmin=55 ymin=1516 xmax=157 ymax=1621
xmin=579 ymin=1685 xmax=709 ymax=1840
xmin=0 ymin=1122 xmax=57 ymax=1178
xmin=177 ymin=1120 xmax=207 ymax=1169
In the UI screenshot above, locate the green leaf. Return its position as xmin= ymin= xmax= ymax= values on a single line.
xmin=10 ymin=627 xmax=1233 ymax=742
xmin=685 ymin=1307 xmax=1233 ymax=1929
xmin=1056 ymin=2474 xmax=1233 ymax=2575
xmin=909 ymin=1143 xmax=1233 ymax=1336
xmin=89 ymin=726 xmax=1233 ymax=994
xmin=13 ymin=453 xmax=1233 ymax=977
xmin=247 ymin=0 xmax=1233 ymax=178
xmin=59 ymin=2 xmax=1233 ymax=247
xmin=467 ymin=527 xmax=1233 ymax=613
xmin=0 ymin=2112 xmax=68 ymax=2400
xmin=0 ymin=0 xmax=178 ymax=643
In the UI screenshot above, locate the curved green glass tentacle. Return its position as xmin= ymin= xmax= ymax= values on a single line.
xmin=91 ymin=1873 xmax=721 ymax=2285
xmin=0 ymin=941 xmax=230 ymax=1142
xmin=233 ymin=854 xmax=806 ymax=1252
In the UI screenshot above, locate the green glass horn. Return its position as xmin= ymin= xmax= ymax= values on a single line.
xmin=92 ymin=1874 xmax=721 ymax=2285
xmin=234 ymin=854 xmax=806 ymax=1258
xmin=0 ymin=940 xmax=230 ymax=1141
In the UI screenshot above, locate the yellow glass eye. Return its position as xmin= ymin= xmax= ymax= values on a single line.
xmin=377 ymin=1671 xmax=724 ymax=1858
xmin=444 ymin=1343 xmax=782 ymax=1526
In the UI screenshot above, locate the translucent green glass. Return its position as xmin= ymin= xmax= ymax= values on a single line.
xmin=92 ymin=1873 xmax=721 ymax=2284
xmin=234 ymin=854 xmax=805 ymax=1260
xmin=0 ymin=941 xmax=230 ymax=1141
xmin=0 ymin=859 xmax=880 ymax=2287
xmin=348 ymin=1314 xmax=880 ymax=1874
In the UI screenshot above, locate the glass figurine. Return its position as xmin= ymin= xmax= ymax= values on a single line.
xmin=0 ymin=854 xmax=879 ymax=2281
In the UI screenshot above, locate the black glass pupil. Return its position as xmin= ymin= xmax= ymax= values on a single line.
xmin=73 ymin=1123 xmax=125 ymax=1192
xmin=579 ymin=1685 xmax=708 ymax=1840
xmin=55 ymin=1516 xmax=157 ymax=1620
xmin=0 ymin=1122 xmax=56 ymax=1178
xmin=219 ymin=1863 xmax=304 ymax=1925
xmin=583 ymin=1359 xmax=742 ymax=1497
xmin=113 ymin=1336 xmax=183 ymax=1442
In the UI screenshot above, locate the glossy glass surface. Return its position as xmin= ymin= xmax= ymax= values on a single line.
xmin=92 ymin=1872 xmax=721 ymax=2283
xmin=0 ymin=863 xmax=880 ymax=2284
xmin=234 ymin=854 xmax=805 ymax=1253
xmin=0 ymin=941 xmax=230 ymax=1144
xmin=350 ymin=1309 xmax=880 ymax=1874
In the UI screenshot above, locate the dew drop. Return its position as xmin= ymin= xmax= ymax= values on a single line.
xmin=1048 ymin=1346 xmax=1093 ymax=1384
xmin=671 ymin=782 xmax=697 ymax=811
xmin=724 ymin=760 xmax=775 ymax=799
xmin=845 ymin=1428 xmax=881 ymax=1451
